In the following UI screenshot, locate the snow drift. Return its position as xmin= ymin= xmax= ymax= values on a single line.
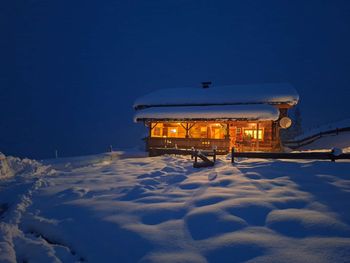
xmin=0 ymin=152 xmax=53 ymax=179
xmin=1 ymin=151 xmax=350 ymax=262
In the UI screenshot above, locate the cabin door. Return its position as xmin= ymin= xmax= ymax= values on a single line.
xmin=229 ymin=126 xmax=237 ymax=151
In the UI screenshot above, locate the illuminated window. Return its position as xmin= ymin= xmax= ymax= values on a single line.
xmin=190 ymin=123 xmax=208 ymax=138
xmin=167 ymin=127 xmax=178 ymax=138
xmin=151 ymin=123 xmax=186 ymax=138
xmin=151 ymin=123 xmax=164 ymax=137
xmin=210 ymin=123 xmax=226 ymax=139
xmin=243 ymin=129 xmax=263 ymax=140
xmin=153 ymin=127 xmax=161 ymax=136
xmin=189 ymin=123 xmax=226 ymax=139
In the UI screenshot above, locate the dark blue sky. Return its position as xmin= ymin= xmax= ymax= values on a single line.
xmin=1 ymin=0 xmax=350 ymax=159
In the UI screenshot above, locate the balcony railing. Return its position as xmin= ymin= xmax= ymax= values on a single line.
xmin=148 ymin=137 xmax=230 ymax=153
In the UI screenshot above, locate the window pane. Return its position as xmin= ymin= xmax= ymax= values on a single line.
xmin=243 ymin=129 xmax=263 ymax=140
xmin=209 ymin=123 xmax=226 ymax=139
xmin=151 ymin=123 xmax=164 ymax=137
xmin=151 ymin=123 xmax=186 ymax=138
xmin=190 ymin=123 xmax=208 ymax=138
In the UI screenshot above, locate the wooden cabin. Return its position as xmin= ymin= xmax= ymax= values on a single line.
xmin=134 ymin=83 xmax=299 ymax=155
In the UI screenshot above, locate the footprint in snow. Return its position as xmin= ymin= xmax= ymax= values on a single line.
xmin=57 ymin=187 xmax=89 ymax=199
xmin=179 ymin=182 xmax=202 ymax=190
xmin=208 ymin=172 xmax=217 ymax=181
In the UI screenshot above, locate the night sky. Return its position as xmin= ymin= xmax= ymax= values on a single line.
xmin=2 ymin=0 xmax=350 ymax=159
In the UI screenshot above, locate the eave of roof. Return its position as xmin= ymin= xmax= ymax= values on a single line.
xmin=134 ymin=104 xmax=280 ymax=123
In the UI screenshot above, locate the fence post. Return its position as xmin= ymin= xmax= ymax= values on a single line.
xmin=231 ymin=147 xmax=235 ymax=163
xmin=213 ymin=149 xmax=216 ymax=163
xmin=55 ymin=149 xmax=58 ymax=159
xmin=331 ymin=149 xmax=336 ymax=162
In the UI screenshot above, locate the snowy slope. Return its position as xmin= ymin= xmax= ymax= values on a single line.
xmin=294 ymin=118 xmax=350 ymax=141
xmin=298 ymin=132 xmax=350 ymax=152
xmin=285 ymin=118 xmax=350 ymax=152
xmin=1 ymin=151 xmax=350 ymax=262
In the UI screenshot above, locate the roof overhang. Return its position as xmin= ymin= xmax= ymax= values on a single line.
xmin=134 ymin=105 xmax=280 ymax=123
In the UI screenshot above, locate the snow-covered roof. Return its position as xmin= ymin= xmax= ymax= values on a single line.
xmin=134 ymin=104 xmax=280 ymax=122
xmin=134 ymin=83 xmax=299 ymax=109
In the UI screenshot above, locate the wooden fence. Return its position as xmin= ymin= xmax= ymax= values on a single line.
xmin=231 ymin=147 xmax=350 ymax=163
xmin=283 ymin=127 xmax=350 ymax=149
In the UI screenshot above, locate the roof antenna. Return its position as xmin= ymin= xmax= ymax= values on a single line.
xmin=201 ymin=81 xmax=212 ymax=89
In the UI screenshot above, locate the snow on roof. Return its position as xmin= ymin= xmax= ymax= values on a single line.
xmin=134 ymin=83 xmax=299 ymax=109
xmin=134 ymin=104 xmax=280 ymax=122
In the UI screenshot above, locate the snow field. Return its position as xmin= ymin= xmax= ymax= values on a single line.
xmin=0 ymin=153 xmax=350 ymax=262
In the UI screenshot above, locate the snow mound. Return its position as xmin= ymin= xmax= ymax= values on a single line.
xmin=0 ymin=152 xmax=13 ymax=178
xmin=186 ymin=208 xmax=247 ymax=240
xmin=267 ymin=209 xmax=350 ymax=237
xmin=0 ymin=152 xmax=54 ymax=179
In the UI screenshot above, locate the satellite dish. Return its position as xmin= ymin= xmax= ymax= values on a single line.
xmin=279 ymin=117 xmax=292 ymax=129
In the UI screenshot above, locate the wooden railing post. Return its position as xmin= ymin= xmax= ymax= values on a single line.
xmin=231 ymin=147 xmax=235 ymax=163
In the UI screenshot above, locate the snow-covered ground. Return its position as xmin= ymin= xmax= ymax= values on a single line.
xmin=295 ymin=118 xmax=350 ymax=142
xmin=1 ymin=151 xmax=350 ymax=263
xmin=298 ymin=132 xmax=350 ymax=153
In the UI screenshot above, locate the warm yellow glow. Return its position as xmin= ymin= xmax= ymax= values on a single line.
xmin=150 ymin=123 xmax=186 ymax=138
xmin=151 ymin=123 xmax=163 ymax=137
xmin=190 ymin=124 xmax=208 ymax=138
xmin=151 ymin=122 xmax=227 ymax=139
xmin=243 ymin=129 xmax=263 ymax=140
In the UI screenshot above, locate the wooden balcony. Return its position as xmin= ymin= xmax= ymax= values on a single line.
xmin=147 ymin=137 xmax=230 ymax=153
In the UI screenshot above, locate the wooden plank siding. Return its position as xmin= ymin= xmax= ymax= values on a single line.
xmin=146 ymin=120 xmax=282 ymax=154
xmin=138 ymin=101 xmax=296 ymax=155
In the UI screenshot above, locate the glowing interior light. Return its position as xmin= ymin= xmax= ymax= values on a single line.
xmin=170 ymin=128 xmax=177 ymax=133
